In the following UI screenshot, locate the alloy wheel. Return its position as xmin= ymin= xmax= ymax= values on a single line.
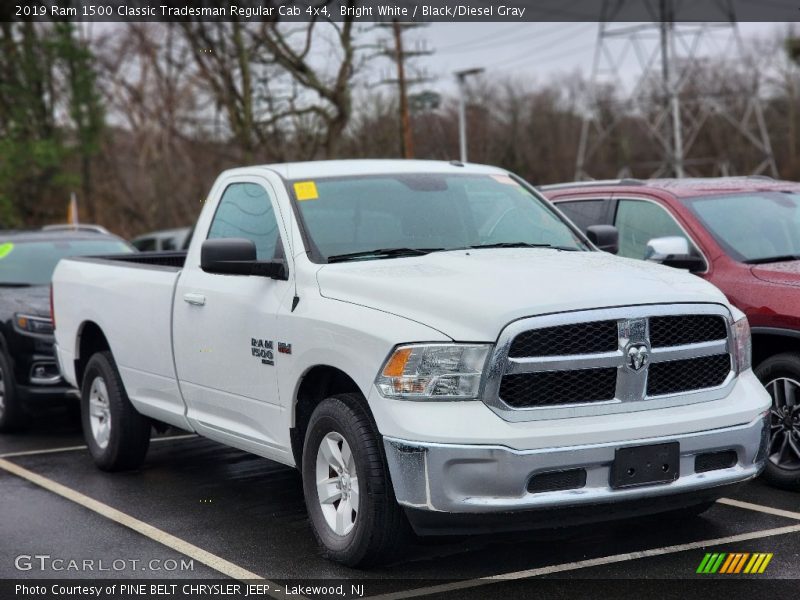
xmin=315 ymin=431 xmax=360 ymax=536
xmin=88 ymin=376 xmax=112 ymax=449
xmin=766 ymin=377 xmax=800 ymax=470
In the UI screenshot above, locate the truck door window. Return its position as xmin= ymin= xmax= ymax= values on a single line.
xmin=207 ymin=183 xmax=282 ymax=259
xmin=554 ymin=199 xmax=608 ymax=232
xmin=614 ymin=199 xmax=688 ymax=260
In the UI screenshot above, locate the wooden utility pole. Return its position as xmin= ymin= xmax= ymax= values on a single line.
xmin=392 ymin=20 xmax=413 ymax=158
xmin=378 ymin=21 xmax=431 ymax=158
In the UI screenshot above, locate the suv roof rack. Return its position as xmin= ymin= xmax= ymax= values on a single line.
xmin=538 ymin=178 xmax=645 ymax=191
xmin=42 ymin=224 xmax=110 ymax=235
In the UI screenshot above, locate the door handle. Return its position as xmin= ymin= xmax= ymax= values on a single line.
xmin=183 ymin=293 xmax=206 ymax=306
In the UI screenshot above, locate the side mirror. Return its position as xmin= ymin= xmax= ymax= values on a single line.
xmin=201 ymin=238 xmax=288 ymax=279
xmin=644 ymin=236 xmax=707 ymax=273
xmin=586 ymin=225 xmax=619 ymax=254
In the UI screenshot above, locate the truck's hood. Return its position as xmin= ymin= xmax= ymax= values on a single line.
xmin=751 ymin=260 xmax=800 ymax=287
xmin=316 ymin=249 xmax=729 ymax=340
xmin=0 ymin=284 xmax=50 ymax=320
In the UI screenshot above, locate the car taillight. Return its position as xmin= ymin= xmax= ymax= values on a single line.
xmin=50 ymin=284 xmax=56 ymax=330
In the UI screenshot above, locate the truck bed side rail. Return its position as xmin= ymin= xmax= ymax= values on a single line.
xmin=89 ymin=251 xmax=187 ymax=269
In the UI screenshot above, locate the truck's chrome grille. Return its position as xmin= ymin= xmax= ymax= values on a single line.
xmin=483 ymin=305 xmax=735 ymax=421
xmin=649 ymin=315 xmax=727 ymax=347
xmin=508 ymin=320 xmax=618 ymax=357
xmin=499 ymin=368 xmax=617 ymax=407
xmin=647 ymin=354 xmax=731 ymax=396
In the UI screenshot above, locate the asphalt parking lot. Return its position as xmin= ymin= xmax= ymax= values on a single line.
xmin=2 ymin=412 xmax=799 ymax=599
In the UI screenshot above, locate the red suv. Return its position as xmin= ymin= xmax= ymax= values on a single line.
xmin=542 ymin=177 xmax=800 ymax=490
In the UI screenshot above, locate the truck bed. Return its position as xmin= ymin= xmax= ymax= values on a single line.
xmin=52 ymin=251 xmax=190 ymax=429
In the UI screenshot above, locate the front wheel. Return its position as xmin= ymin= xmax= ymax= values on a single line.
xmin=754 ymin=353 xmax=800 ymax=491
xmin=301 ymin=393 xmax=409 ymax=567
xmin=81 ymin=351 xmax=151 ymax=471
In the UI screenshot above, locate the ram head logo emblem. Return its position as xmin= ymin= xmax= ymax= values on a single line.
xmin=627 ymin=344 xmax=649 ymax=371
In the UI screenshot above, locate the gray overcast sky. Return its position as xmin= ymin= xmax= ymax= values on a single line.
xmin=400 ymin=22 xmax=781 ymax=95
xmin=86 ymin=21 xmax=787 ymax=103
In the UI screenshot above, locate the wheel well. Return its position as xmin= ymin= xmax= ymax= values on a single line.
xmin=75 ymin=322 xmax=110 ymax=388
xmin=752 ymin=332 xmax=800 ymax=369
xmin=290 ymin=365 xmax=362 ymax=468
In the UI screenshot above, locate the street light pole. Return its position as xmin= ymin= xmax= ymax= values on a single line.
xmin=455 ymin=68 xmax=484 ymax=163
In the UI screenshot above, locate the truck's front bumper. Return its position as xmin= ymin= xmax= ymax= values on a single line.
xmin=383 ymin=413 xmax=768 ymax=516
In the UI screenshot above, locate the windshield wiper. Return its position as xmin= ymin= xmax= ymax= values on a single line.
xmin=467 ymin=242 xmax=580 ymax=251
xmin=0 ymin=282 xmax=33 ymax=287
xmin=744 ymin=255 xmax=800 ymax=265
xmin=327 ymin=247 xmax=446 ymax=263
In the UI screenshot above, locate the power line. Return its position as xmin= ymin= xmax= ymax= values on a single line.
xmin=496 ymin=39 xmax=598 ymax=71
xmin=489 ymin=24 xmax=596 ymax=69
xmin=433 ymin=23 xmax=529 ymax=53
xmin=435 ymin=23 xmax=571 ymax=55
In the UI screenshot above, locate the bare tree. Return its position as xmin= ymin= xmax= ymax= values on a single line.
xmin=178 ymin=5 xmax=364 ymax=161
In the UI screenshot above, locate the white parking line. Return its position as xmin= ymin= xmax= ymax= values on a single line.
xmin=0 ymin=457 xmax=305 ymax=600
xmin=0 ymin=433 xmax=198 ymax=458
xmin=364 ymin=523 xmax=800 ymax=600
xmin=0 ymin=444 xmax=88 ymax=458
xmin=717 ymin=497 xmax=800 ymax=521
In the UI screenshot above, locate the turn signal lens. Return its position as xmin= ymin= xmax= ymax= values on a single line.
xmin=376 ymin=344 xmax=491 ymax=400
xmin=382 ymin=347 xmax=413 ymax=377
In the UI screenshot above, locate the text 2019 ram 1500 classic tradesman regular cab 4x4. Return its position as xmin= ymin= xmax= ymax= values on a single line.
xmin=52 ymin=160 xmax=770 ymax=566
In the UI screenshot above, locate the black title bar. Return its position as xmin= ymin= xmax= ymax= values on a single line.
xmin=3 ymin=0 xmax=800 ymax=23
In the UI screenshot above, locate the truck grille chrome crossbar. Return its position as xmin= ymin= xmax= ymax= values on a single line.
xmin=483 ymin=304 xmax=735 ymax=422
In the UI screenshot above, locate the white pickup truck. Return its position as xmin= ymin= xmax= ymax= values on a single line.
xmin=52 ymin=160 xmax=770 ymax=566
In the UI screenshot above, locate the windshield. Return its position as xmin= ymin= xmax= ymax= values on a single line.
xmin=0 ymin=238 xmax=132 ymax=285
xmin=683 ymin=192 xmax=800 ymax=263
xmin=290 ymin=173 xmax=587 ymax=262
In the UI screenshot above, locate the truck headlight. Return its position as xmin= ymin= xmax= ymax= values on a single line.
xmin=732 ymin=316 xmax=752 ymax=373
xmin=14 ymin=313 xmax=54 ymax=336
xmin=375 ymin=344 xmax=490 ymax=400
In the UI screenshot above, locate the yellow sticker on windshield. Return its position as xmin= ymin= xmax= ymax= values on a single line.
xmin=0 ymin=242 xmax=14 ymax=259
xmin=294 ymin=181 xmax=319 ymax=201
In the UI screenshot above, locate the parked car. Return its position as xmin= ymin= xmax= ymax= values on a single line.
xmin=52 ymin=160 xmax=769 ymax=566
xmin=42 ymin=224 xmax=111 ymax=235
xmin=131 ymin=227 xmax=192 ymax=252
xmin=543 ymin=176 xmax=800 ymax=490
xmin=0 ymin=229 xmax=134 ymax=431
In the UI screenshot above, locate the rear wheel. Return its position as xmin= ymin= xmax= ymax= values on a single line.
xmin=301 ymin=393 xmax=410 ymax=567
xmin=754 ymin=353 xmax=800 ymax=491
xmin=0 ymin=348 xmax=28 ymax=432
xmin=81 ymin=351 xmax=151 ymax=471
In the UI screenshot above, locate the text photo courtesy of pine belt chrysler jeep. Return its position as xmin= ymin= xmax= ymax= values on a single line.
xmin=52 ymin=161 xmax=770 ymax=567
xmin=544 ymin=178 xmax=800 ymax=491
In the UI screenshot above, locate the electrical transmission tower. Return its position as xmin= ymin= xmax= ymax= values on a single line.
xmin=576 ymin=0 xmax=778 ymax=180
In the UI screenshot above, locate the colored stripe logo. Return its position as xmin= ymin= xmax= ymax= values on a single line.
xmin=697 ymin=552 xmax=773 ymax=574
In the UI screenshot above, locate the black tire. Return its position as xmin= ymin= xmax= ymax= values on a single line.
xmin=301 ymin=393 xmax=410 ymax=567
xmin=0 ymin=347 xmax=28 ymax=432
xmin=81 ymin=351 xmax=151 ymax=471
xmin=754 ymin=352 xmax=800 ymax=491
